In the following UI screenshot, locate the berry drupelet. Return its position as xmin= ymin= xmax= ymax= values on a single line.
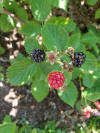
xmin=48 ymin=72 xmax=65 ymax=89
xmin=71 ymin=52 xmax=86 ymax=68
xmin=31 ymin=49 xmax=45 ymax=63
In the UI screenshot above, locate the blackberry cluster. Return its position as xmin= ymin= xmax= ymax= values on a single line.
xmin=31 ymin=49 xmax=45 ymax=63
xmin=71 ymin=52 xmax=86 ymax=67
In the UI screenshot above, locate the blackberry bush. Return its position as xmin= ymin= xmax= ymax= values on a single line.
xmin=1 ymin=0 xmax=99 ymax=110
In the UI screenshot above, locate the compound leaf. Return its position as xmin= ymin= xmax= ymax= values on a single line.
xmin=7 ymin=58 xmax=36 ymax=85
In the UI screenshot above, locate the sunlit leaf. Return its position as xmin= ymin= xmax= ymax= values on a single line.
xmin=83 ymin=74 xmax=95 ymax=88
xmin=7 ymin=58 xmax=36 ymax=85
xmin=0 ymin=14 xmax=15 ymax=32
xmin=0 ymin=123 xmax=17 ymax=133
xmin=30 ymin=0 xmax=50 ymax=21
xmin=15 ymin=7 xmax=28 ymax=21
xmin=81 ymin=52 xmax=97 ymax=72
xmin=58 ymin=82 xmax=78 ymax=107
xmin=31 ymin=80 xmax=49 ymax=102
xmin=95 ymin=8 xmax=100 ymax=19
xmin=24 ymin=37 xmax=40 ymax=54
xmin=19 ymin=21 xmax=41 ymax=37
xmin=42 ymin=23 xmax=69 ymax=50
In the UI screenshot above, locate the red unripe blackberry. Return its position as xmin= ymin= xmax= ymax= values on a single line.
xmin=31 ymin=49 xmax=45 ymax=63
xmin=48 ymin=72 xmax=65 ymax=89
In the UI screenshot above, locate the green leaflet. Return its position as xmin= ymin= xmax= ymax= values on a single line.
xmin=7 ymin=58 xmax=36 ymax=85
xmin=19 ymin=21 xmax=41 ymax=37
xmin=58 ymin=82 xmax=78 ymax=107
xmin=30 ymin=0 xmax=50 ymax=22
xmin=87 ymin=0 xmax=98 ymax=5
xmin=31 ymin=80 xmax=49 ymax=102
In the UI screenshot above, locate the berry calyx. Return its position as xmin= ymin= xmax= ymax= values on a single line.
xmin=48 ymin=72 xmax=65 ymax=89
xmin=71 ymin=52 xmax=86 ymax=68
xmin=31 ymin=49 xmax=45 ymax=63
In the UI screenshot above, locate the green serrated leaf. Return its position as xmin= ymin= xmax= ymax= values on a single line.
xmin=81 ymin=52 xmax=97 ymax=72
xmin=19 ymin=21 xmax=41 ymax=37
xmin=87 ymin=26 xmax=100 ymax=54
xmin=3 ymin=115 xmax=11 ymax=124
xmin=49 ymin=0 xmax=59 ymax=7
xmin=95 ymin=8 xmax=100 ymax=19
xmin=83 ymin=87 xmax=100 ymax=102
xmin=38 ymin=62 xmax=61 ymax=76
xmin=58 ymin=82 xmax=78 ymax=107
xmin=94 ymin=67 xmax=100 ymax=78
xmin=42 ymin=23 xmax=69 ymax=50
xmin=64 ymin=19 xmax=76 ymax=33
xmin=7 ymin=58 xmax=36 ymax=85
xmin=0 ymin=14 xmax=15 ymax=32
xmin=47 ymin=17 xmax=76 ymax=33
xmin=68 ymin=33 xmax=81 ymax=49
xmin=16 ymin=53 xmax=25 ymax=61
xmin=0 ymin=122 xmax=17 ymax=133
xmin=10 ymin=53 xmax=25 ymax=64
xmin=3 ymin=0 xmax=19 ymax=12
xmin=87 ymin=0 xmax=98 ymax=5
xmin=50 ymin=0 xmax=68 ymax=11
xmin=83 ymin=74 xmax=95 ymax=88
xmin=30 ymin=0 xmax=51 ymax=22
xmin=31 ymin=80 xmax=49 ymax=102
xmin=82 ymin=30 xmax=99 ymax=45
xmin=15 ymin=7 xmax=28 ymax=21
xmin=64 ymin=71 xmax=72 ymax=85
xmin=47 ymin=16 xmax=67 ymax=24
xmin=33 ymin=65 xmax=46 ymax=81
xmin=72 ymin=68 xmax=80 ymax=80
xmin=24 ymin=37 xmax=40 ymax=54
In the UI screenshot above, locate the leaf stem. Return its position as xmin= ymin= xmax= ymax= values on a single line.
xmin=79 ymin=75 xmax=82 ymax=89
xmin=3 ymin=8 xmax=25 ymax=24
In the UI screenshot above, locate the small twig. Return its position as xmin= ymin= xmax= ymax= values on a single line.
xmin=3 ymin=8 xmax=25 ymax=24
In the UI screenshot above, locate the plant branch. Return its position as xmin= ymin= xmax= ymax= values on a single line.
xmin=3 ymin=8 xmax=25 ymax=24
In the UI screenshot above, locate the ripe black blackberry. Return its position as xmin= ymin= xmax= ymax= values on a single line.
xmin=31 ymin=49 xmax=45 ymax=62
xmin=71 ymin=52 xmax=86 ymax=67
